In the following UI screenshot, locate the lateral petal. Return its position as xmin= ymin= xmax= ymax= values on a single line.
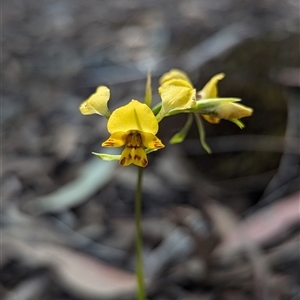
xmin=102 ymin=131 xmax=127 ymax=147
xmin=140 ymin=132 xmax=165 ymax=149
xmin=79 ymin=86 xmax=111 ymax=117
xmin=198 ymin=73 xmax=225 ymax=99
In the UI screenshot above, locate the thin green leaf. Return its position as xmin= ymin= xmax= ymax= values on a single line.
xmin=92 ymin=152 xmax=121 ymax=161
xmin=169 ymin=114 xmax=193 ymax=144
xmin=228 ymin=118 xmax=245 ymax=129
xmin=193 ymin=113 xmax=212 ymax=154
xmin=145 ymin=148 xmax=158 ymax=154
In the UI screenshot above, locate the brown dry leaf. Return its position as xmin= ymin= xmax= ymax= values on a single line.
xmin=203 ymin=200 xmax=273 ymax=300
xmin=221 ymin=290 xmax=251 ymax=300
xmin=165 ymin=205 xmax=219 ymax=260
xmin=4 ymin=275 xmax=49 ymax=300
xmin=51 ymin=124 xmax=79 ymax=160
xmin=215 ymin=191 xmax=300 ymax=254
xmin=202 ymin=201 xmax=237 ymax=242
xmin=2 ymin=156 xmax=52 ymax=178
xmin=2 ymin=235 xmax=136 ymax=300
xmin=43 ymin=244 xmax=137 ymax=300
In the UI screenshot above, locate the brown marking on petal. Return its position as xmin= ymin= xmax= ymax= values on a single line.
xmin=202 ymin=114 xmax=220 ymax=124
xmin=120 ymin=157 xmax=126 ymax=166
xmin=122 ymin=132 xmax=153 ymax=167
xmin=126 ymin=132 xmax=144 ymax=148
xmin=136 ymin=133 xmax=143 ymax=147
xmin=196 ymin=91 xmax=202 ymax=100
xmin=126 ymin=133 xmax=133 ymax=144
xmin=154 ymin=142 xmax=164 ymax=148
xmin=103 ymin=141 xmax=115 ymax=146
xmin=134 ymin=154 xmax=141 ymax=161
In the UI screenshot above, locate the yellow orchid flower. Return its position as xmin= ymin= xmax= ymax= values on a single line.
xmin=157 ymin=69 xmax=253 ymax=153
xmin=198 ymin=73 xmax=224 ymax=99
xmin=158 ymin=69 xmax=196 ymax=116
xmin=158 ymin=70 xmax=252 ymax=123
xmin=102 ymin=100 xmax=164 ymax=167
xmin=159 ymin=68 xmax=193 ymax=86
xmin=197 ymin=73 xmax=253 ymax=123
xmin=79 ymin=86 xmax=111 ymax=118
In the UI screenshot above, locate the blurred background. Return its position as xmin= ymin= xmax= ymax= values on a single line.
xmin=2 ymin=0 xmax=300 ymax=299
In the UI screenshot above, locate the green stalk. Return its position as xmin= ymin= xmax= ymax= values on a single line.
xmin=135 ymin=166 xmax=146 ymax=300
xmin=155 ymin=107 xmax=165 ymax=122
xmin=152 ymin=102 xmax=162 ymax=115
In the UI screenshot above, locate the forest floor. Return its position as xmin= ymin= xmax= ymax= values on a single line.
xmin=2 ymin=0 xmax=300 ymax=299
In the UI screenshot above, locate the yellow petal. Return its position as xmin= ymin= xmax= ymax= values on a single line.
xmin=107 ymin=100 xmax=158 ymax=134
xmin=159 ymin=78 xmax=194 ymax=91
xmin=202 ymin=115 xmax=221 ymax=124
xmin=102 ymin=131 xmax=127 ymax=147
xmin=79 ymin=86 xmax=110 ymax=117
xmin=159 ymin=69 xmax=192 ymax=86
xmin=215 ymin=103 xmax=253 ymax=119
xmin=120 ymin=147 xmax=148 ymax=167
xmin=140 ymin=132 xmax=165 ymax=149
xmin=199 ymin=73 xmax=225 ymax=99
xmin=159 ymin=79 xmax=196 ymax=113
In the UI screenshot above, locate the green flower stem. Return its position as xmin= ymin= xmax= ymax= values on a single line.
xmin=135 ymin=166 xmax=146 ymax=300
xmin=152 ymin=102 xmax=162 ymax=115
xmin=155 ymin=107 xmax=166 ymax=123
xmin=163 ymin=98 xmax=241 ymax=117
